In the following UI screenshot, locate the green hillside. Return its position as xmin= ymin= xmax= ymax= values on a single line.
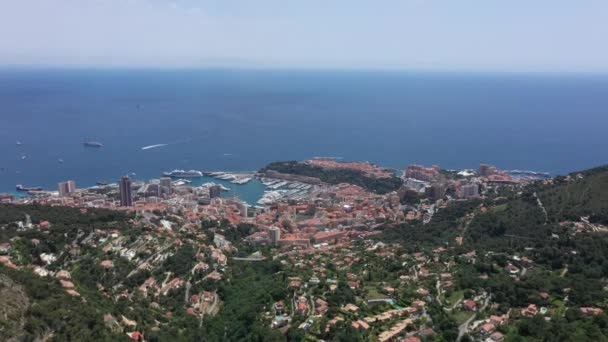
xmin=536 ymin=165 xmax=608 ymax=224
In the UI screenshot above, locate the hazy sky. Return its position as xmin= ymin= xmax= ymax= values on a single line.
xmin=1 ymin=0 xmax=607 ymax=71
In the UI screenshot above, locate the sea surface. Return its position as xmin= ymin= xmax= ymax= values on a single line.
xmin=1 ymin=68 xmax=607 ymax=199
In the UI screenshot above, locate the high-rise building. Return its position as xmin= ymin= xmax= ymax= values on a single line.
xmin=160 ymin=177 xmax=172 ymax=195
xmin=478 ymin=164 xmax=490 ymax=176
xmin=460 ymin=183 xmax=480 ymax=198
xmin=425 ymin=184 xmax=445 ymax=201
xmin=58 ymin=180 xmax=76 ymax=197
xmin=478 ymin=164 xmax=498 ymax=177
xmin=119 ymin=176 xmax=133 ymax=207
xmin=269 ymin=226 xmax=281 ymax=245
xmin=146 ymin=183 xmax=161 ymax=197
xmin=209 ymin=185 xmax=222 ymax=199
xmin=238 ymin=202 xmax=248 ymax=218
xmin=405 ymin=164 xmax=440 ymax=182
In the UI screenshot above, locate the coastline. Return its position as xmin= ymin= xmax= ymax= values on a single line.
xmin=3 ymin=171 xmax=269 ymax=206
xmin=2 ymin=163 xmax=554 ymax=206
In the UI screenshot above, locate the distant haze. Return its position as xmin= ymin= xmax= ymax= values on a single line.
xmin=1 ymin=0 xmax=608 ymax=71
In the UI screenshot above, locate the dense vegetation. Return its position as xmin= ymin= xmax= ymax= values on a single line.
xmin=377 ymin=165 xmax=608 ymax=341
xmin=0 ymin=205 xmax=132 ymax=340
xmin=197 ymin=261 xmax=287 ymax=341
xmin=379 ymin=199 xmax=482 ymax=247
xmin=261 ymin=161 xmax=403 ymax=194
xmin=0 ymin=204 xmax=291 ymax=341
xmin=0 ymin=204 xmax=131 ymax=268
xmin=535 ymin=165 xmax=608 ymax=224
xmin=0 ymin=265 xmax=117 ymax=341
xmin=0 ymin=203 xmax=129 ymax=226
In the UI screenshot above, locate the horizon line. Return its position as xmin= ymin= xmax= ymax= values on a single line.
xmin=2 ymin=63 xmax=608 ymax=76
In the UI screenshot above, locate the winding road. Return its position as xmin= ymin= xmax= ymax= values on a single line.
xmin=457 ymin=295 xmax=490 ymax=341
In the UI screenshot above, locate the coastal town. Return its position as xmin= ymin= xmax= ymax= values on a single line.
xmin=3 ymin=0 xmax=608 ymax=340
xmin=0 ymin=158 xmax=605 ymax=341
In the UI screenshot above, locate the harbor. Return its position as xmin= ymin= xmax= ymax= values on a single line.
xmin=160 ymin=170 xmax=317 ymax=206
xmin=4 ymin=169 xmax=318 ymax=206
xmin=204 ymin=173 xmax=315 ymax=206
xmin=256 ymin=178 xmax=313 ymax=206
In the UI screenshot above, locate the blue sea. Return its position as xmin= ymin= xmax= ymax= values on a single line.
xmin=1 ymin=68 xmax=607 ymax=199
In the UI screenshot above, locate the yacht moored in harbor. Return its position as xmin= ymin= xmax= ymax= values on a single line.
xmin=163 ymin=169 xmax=203 ymax=178
xmin=231 ymin=177 xmax=252 ymax=184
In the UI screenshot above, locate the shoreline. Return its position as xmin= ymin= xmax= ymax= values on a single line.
xmin=0 ymin=165 xmax=553 ymax=195
xmin=2 ymin=171 xmax=271 ymax=206
xmin=1 ymin=164 xmax=554 ymax=206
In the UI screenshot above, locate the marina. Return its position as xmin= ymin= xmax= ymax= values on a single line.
xmin=161 ymin=170 xmax=317 ymax=206
xmin=256 ymin=187 xmax=311 ymax=205
xmin=203 ymin=172 xmax=315 ymax=205
xmin=7 ymin=169 xmax=318 ymax=206
xmin=152 ymin=172 xmax=265 ymax=205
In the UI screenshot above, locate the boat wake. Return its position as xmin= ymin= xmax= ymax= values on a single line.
xmin=141 ymin=137 xmax=194 ymax=151
xmin=141 ymin=143 xmax=169 ymax=150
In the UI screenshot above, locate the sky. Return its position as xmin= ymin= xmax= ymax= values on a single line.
xmin=1 ymin=0 xmax=608 ymax=71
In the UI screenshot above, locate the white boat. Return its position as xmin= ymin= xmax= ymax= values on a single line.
xmin=261 ymin=178 xmax=280 ymax=186
xmin=217 ymin=174 xmax=236 ymax=180
xmin=231 ymin=177 xmax=252 ymax=185
xmin=172 ymin=179 xmax=192 ymax=186
xmin=198 ymin=182 xmax=229 ymax=191
xmin=269 ymin=181 xmax=288 ymax=189
xmin=163 ymin=169 xmax=203 ymax=178
xmin=257 ymin=190 xmax=287 ymax=205
xmin=83 ymin=140 xmax=103 ymax=148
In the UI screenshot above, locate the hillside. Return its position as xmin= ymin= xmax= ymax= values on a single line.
xmin=0 ymin=266 xmax=117 ymax=341
xmin=465 ymin=164 xmax=608 ymax=248
xmin=374 ymin=165 xmax=608 ymax=340
xmin=0 ymin=204 xmax=286 ymax=341
xmin=536 ymin=165 xmax=608 ymax=224
xmin=1 ymin=164 xmax=607 ymax=341
xmin=0 ymin=205 xmax=133 ymax=340
xmin=0 ymin=274 xmax=29 ymax=342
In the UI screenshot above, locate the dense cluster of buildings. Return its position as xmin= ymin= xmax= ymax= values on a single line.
xmin=405 ymin=164 xmax=441 ymax=182
xmin=0 ymin=160 xmax=564 ymax=341
xmin=401 ymin=163 xmax=526 ymax=203
xmin=305 ymin=158 xmax=394 ymax=178
xmin=243 ymin=182 xmax=406 ymax=250
xmin=2 ymin=162 xmax=545 ymax=259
